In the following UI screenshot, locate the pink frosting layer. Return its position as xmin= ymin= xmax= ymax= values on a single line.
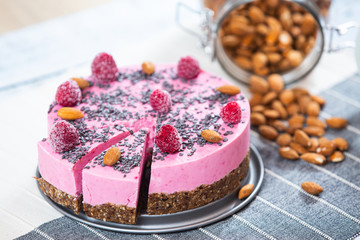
xmin=82 ymin=129 xmax=149 ymax=207
xmin=38 ymin=127 xmax=130 ymax=196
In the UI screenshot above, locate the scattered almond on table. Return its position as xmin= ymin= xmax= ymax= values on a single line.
xmin=249 ymin=74 xmax=348 ymax=166
xmin=301 ymin=182 xmax=323 ymax=195
xmin=238 ymin=184 xmax=254 ymax=200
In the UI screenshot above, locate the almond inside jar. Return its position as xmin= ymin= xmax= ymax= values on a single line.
xmin=218 ymin=0 xmax=318 ymax=76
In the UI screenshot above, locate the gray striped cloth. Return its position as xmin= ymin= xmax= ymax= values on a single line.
xmin=18 ymin=75 xmax=360 ymax=240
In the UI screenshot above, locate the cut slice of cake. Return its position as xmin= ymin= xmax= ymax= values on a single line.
xmin=38 ymin=121 xmax=131 ymax=213
xmin=82 ymin=129 xmax=149 ymax=224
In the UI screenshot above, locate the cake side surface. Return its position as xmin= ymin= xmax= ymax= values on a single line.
xmin=37 ymin=177 xmax=83 ymax=214
xmin=147 ymin=151 xmax=250 ymax=215
xmin=83 ymin=202 xmax=137 ymax=224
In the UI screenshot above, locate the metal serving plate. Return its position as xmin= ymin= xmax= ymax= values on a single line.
xmin=36 ymin=144 xmax=264 ymax=234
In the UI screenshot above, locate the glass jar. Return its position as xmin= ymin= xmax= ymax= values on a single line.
xmin=177 ymin=0 xmax=333 ymax=84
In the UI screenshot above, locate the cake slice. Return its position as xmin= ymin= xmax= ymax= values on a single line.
xmin=37 ymin=121 xmax=131 ymax=213
xmin=82 ymin=129 xmax=149 ymax=224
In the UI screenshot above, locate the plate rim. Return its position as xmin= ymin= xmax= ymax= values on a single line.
xmin=36 ymin=144 xmax=264 ymax=234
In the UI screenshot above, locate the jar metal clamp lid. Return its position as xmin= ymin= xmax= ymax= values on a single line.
xmin=176 ymin=1 xmax=360 ymax=84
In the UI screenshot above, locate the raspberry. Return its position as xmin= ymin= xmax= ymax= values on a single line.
xmin=91 ymin=52 xmax=118 ymax=82
xmin=49 ymin=120 xmax=80 ymax=153
xmin=150 ymin=89 xmax=172 ymax=113
xmin=220 ymin=101 xmax=242 ymax=124
xmin=55 ymin=80 xmax=82 ymax=107
xmin=155 ymin=125 xmax=181 ymax=153
xmin=177 ymin=56 xmax=200 ymax=80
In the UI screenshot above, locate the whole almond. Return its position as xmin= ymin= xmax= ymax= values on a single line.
xmin=72 ymin=77 xmax=89 ymax=90
xmin=264 ymin=109 xmax=280 ymax=119
xmin=249 ymin=6 xmax=265 ymax=24
xmin=332 ymin=137 xmax=348 ymax=151
xmin=222 ymin=35 xmax=240 ymax=47
xmin=217 ymin=85 xmax=241 ymax=95
xmin=279 ymin=89 xmax=295 ymax=106
xmin=272 ymin=100 xmax=288 ymax=119
xmin=103 ymin=147 xmax=121 ymax=166
xmin=290 ymin=142 xmax=308 ymax=155
xmin=235 ymin=56 xmax=253 ymax=70
xmin=251 ymin=112 xmax=266 ymax=126
xmin=267 ymin=52 xmax=282 ymax=64
xmin=301 ymin=13 xmax=317 ymax=35
xmin=326 ymin=117 xmax=347 ymax=129
xmin=308 ymin=138 xmax=319 ymax=152
xmin=303 ymin=126 xmax=325 ymax=137
xmin=252 ymin=105 xmax=265 ymax=113
xmin=306 ymin=117 xmax=326 ymax=129
xmin=318 ymin=137 xmax=331 ymax=145
xmin=201 ymin=130 xmax=223 ymax=143
xmin=279 ymin=147 xmax=299 ymax=160
xmin=294 ymin=129 xmax=311 ymax=147
xmin=252 ymin=52 xmax=268 ymax=70
xmin=142 ymin=61 xmax=155 ymax=75
xmin=57 ymin=107 xmax=84 ymax=120
xmin=298 ymin=95 xmax=311 ymax=114
xmin=266 ymin=0 xmax=279 ymax=8
xmin=259 ymin=125 xmax=278 ymax=140
xmin=289 ymin=114 xmax=305 ymax=127
xmin=250 ymin=93 xmax=264 ymax=107
xmin=317 ymin=138 xmax=335 ymax=156
xmin=287 ymin=50 xmax=303 ymax=67
xmin=250 ymin=75 xmax=269 ymax=94
xmin=311 ymin=95 xmax=326 ymax=107
xmin=300 ymin=153 xmax=326 ymax=165
xmin=292 ymin=87 xmax=310 ymax=100
xmin=238 ymin=184 xmax=254 ymax=199
xmin=286 ymin=103 xmax=300 ymax=116
xmin=262 ymin=91 xmax=278 ymax=105
xmin=307 ymin=101 xmax=320 ymax=117
xmin=269 ymin=120 xmax=287 ymax=132
xmin=267 ymin=74 xmax=284 ymax=93
xmin=301 ymin=182 xmax=323 ymax=195
xmin=277 ymin=133 xmax=292 ymax=147
xmin=329 ymin=151 xmax=345 ymax=163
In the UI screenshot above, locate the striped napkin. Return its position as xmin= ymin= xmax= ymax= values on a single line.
xmin=17 ymin=75 xmax=360 ymax=240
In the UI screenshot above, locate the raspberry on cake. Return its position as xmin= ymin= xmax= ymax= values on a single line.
xmin=38 ymin=54 xmax=250 ymax=223
xmin=150 ymin=89 xmax=172 ymax=113
xmin=55 ymin=80 xmax=82 ymax=107
xmin=155 ymin=124 xmax=181 ymax=153
xmin=220 ymin=101 xmax=242 ymax=124
xmin=91 ymin=52 xmax=118 ymax=82
xmin=49 ymin=120 xmax=79 ymax=153
xmin=177 ymin=56 xmax=200 ymax=79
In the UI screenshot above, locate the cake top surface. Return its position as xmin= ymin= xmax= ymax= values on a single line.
xmin=42 ymin=121 xmax=129 ymax=164
xmin=84 ymin=128 xmax=149 ymax=179
xmin=45 ymin=59 xmax=250 ymax=175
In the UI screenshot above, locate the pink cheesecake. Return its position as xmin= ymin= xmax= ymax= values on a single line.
xmin=82 ymin=129 xmax=149 ymax=224
xmin=38 ymin=55 xmax=250 ymax=224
